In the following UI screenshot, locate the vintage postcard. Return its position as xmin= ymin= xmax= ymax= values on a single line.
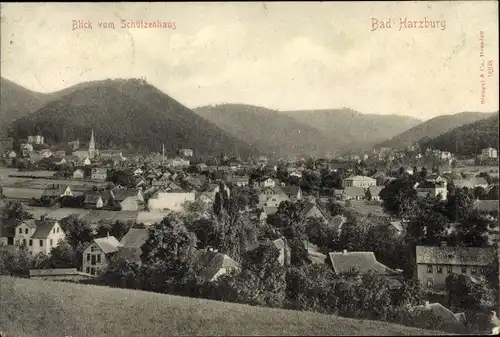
xmin=0 ymin=2 xmax=499 ymax=336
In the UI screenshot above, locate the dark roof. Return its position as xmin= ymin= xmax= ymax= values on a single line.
xmin=113 ymin=189 xmax=139 ymax=202
xmin=0 ymin=219 xmax=37 ymax=237
xmin=120 ymin=228 xmax=149 ymax=248
xmin=279 ymin=186 xmax=300 ymax=197
xmin=328 ymin=251 xmax=398 ymax=275
xmin=84 ymin=193 xmax=103 ymax=204
xmin=343 ymin=187 xmax=365 ymax=197
xmin=31 ymin=220 xmax=58 ymax=239
xmin=416 ymin=246 xmax=496 ymax=266
xmin=416 ymin=180 xmax=446 ymax=189
xmin=194 ymin=250 xmax=240 ymax=283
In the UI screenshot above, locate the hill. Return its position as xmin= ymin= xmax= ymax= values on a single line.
xmin=194 ymin=104 xmax=340 ymax=157
xmin=0 ymin=277 xmax=444 ymax=336
xmin=376 ymin=111 xmax=496 ymax=150
xmin=8 ymin=79 xmax=259 ymax=158
xmin=0 ymin=77 xmax=53 ymax=136
xmin=419 ymin=113 xmax=499 ymax=156
xmin=281 ymin=108 xmax=422 ymax=150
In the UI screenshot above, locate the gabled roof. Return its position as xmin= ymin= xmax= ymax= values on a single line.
xmin=194 ymin=250 xmax=240 ymax=283
xmin=328 ymin=251 xmax=398 ymax=275
xmin=279 ymin=186 xmax=301 ymax=197
xmin=120 ymin=228 xmax=149 ymax=248
xmin=32 ymin=219 xmax=59 ymax=239
xmin=93 ymin=236 xmax=122 ymax=254
xmin=343 ymin=187 xmax=365 ymax=197
xmin=113 ymin=189 xmax=139 ymax=202
xmin=416 ymin=246 xmax=496 ymax=266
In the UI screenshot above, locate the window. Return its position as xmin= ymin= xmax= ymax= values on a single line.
xmin=39 ymin=240 xmax=43 ymax=247
xmin=25 ymin=228 xmax=28 ymax=234
xmin=57 ymin=227 xmax=59 ymax=233
xmin=22 ymin=239 xmax=26 ymax=246
xmin=481 ymin=268 xmax=486 ymax=274
xmin=471 ymin=267 xmax=477 ymax=275
xmin=90 ymin=268 xmax=95 ymax=276
xmin=86 ymin=267 xmax=90 ymax=273
xmin=19 ymin=228 xmax=22 ymax=234
xmin=50 ymin=239 xmax=53 ymax=246
xmin=29 ymin=239 xmax=33 ymax=246
xmin=97 ymin=254 xmax=101 ymax=263
xmin=427 ymin=265 xmax=433 ymax=273
xmin=427 ymin=279 xmax=434 ymax=288
xmin=87 ymin=253 xmax=90 ymax=261
xmin=53 ymin=228 xmax=56 ymax=233
xmin=91 ymin=246 xmax=96 ymax=252
xmin=437 ymin=266 xmax=443 ymax=274
xmin=461 ymin=266 xmax=467 ymax=274
xmin=447 ymin=265 xmax=452 ymax=273
xmin=7 ymin=237 xmax=13 ymax=245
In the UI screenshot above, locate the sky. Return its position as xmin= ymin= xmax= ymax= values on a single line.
xmin=1 ymin=2 xmax=498 ymax=120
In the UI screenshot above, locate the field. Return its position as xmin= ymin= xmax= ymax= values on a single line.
xmin=0 ymin=277 xmax=445 ymax=336
xmin=346 ymin=200 xmax=387 ymax=218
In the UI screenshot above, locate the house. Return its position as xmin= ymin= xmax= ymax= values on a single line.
xmin=302 ymin=202 xmax=329 ymax=222
xmin=415 ymin=180 xmax=448 ymax=200
xmin=39 ymin=149 xmax=53 ymax=158
xmin=113 ymin=189 xmax=144 ymax=211
xmin=304 ymin=240 xmax=327 ymax=265
xmin=197 ymin=163 xmax=208 ymax=172
xmin=247 ymin=237 xmax=291 ymax=267
xmin=0 ymin=216 xmax=66 ymax=255
xmin=72 ymin=150 xmax=89 ymax=159
xmin=388 ymin=220 xmax=407 ymax=237
xmin=366 ymin=186 xmax=384 ymax=201
xmin=415 ymin=245 xmax=496 ymax=290
xmin=254 ymin=177 xmax=276 ymax=189
xmin=179 ymin=149 xmax=193 ymax=157
xmin=116 ymin=228 xmax=149 ymax=263
xmin=83 ymin=192 xmax=104 ymax=209
xmin=194 ymin=248 xmax=240 ymax=283
xmin=258 ymin=187 xmax=289 ymax=208
xmin=481 ymin=147 xmax=498 ymax=158
xmin=147 ymin=191 xmax=195 ymax=212
xmin=279 ymin=186 xmax=302 ymax=201
xmin=342 ymin=175 xmax=377 ymax=189
xmin=333 ymin=189 xmax=344 ymax=200
xmin=165 ymin=157 xmax=190 ymax=168
xmin=40 ymin=184 xmax=68 ymax=205
xmin=342 ymin=187 xmax=365 ymax=200
xmin=226 ymin=175 xmax=250 ymax=187
xmin=82 ymin=236 xmax=122 ymax=276
xmin=99 ymin=150 xmax=123 ymax=159
xmin=91 ymin=168 xmax=108 ymax=181
xmin=327 ymin=250 xmax=400 ymax=276
xmin=196 ymin=192 xmax=215 ymax=204
xmin=28 ymin=135 xmax=44 ymax=145
xmin=29 ymin=268 xmax=95 ymax=282
xmin=414 ymin=302 xmax=466 ymax=333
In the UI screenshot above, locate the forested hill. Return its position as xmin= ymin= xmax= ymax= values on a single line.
xmin=419 ymin=113 xmax=499 ymax=156
xmin=9 ymin=79 xmax=260 ymax=158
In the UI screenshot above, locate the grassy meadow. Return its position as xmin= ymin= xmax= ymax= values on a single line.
xmin=0 ymin=276 xmax=446 ymax=336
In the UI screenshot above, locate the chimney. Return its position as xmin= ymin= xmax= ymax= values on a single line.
xmin=343 ymin=249 xmax=347 ymax=254
xmin=106 ymin=231 xmax=110 ymax=238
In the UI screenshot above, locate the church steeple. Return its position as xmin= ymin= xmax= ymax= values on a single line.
xmin=89 ymin=128 xmax=96 ymax=159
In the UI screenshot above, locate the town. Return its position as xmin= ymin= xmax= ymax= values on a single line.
xmin=0 ymin=127 xmax=499 ymax=334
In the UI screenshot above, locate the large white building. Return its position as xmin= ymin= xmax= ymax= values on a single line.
xmin=342 ymin=175 xmax=377 ymax=188
xmin=481 ymin=147 xmax=498 ymax=158
xmin=0 ymin=217 xmax=66 ymax=255
xmin=147 ymin=191 xmax=196 ymax=212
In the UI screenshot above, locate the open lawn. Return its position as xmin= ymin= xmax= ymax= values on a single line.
xmin=0 ymin=277 xmax=445 ymax=336
xmin=347 ymin=200 xmax=388 ymax=218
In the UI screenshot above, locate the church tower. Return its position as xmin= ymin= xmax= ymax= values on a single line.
xmin=88 ymin=128 xmax=96 ymax=159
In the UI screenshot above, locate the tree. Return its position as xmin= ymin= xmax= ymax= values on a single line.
xmin=454 ymin=210 xmax=490 ymax=247
xmin=45 ymin=240 xmax=79 ymax=268
xmin=101 ymin=255 xmax=141 ymax=289
xmin=60 ymin=216 xmax=94 ymax=249
xmin=140 ymin=214 xmax=197 ymax=265
xmin=0 ymin=201 xmax=33 ymax=225
xmin=379 ymin=177 xmax=418 ymax=218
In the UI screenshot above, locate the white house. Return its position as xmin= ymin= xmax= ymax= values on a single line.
xmin=147 ymin=191 xmax=196 ymax=212
xmin=481 ymin=147 xmax=498 ymax=158
xmin=415 ymin=180 xmax=448 ymax=201
xmin=0 ymin=217 xmax=66 ymax=255
xmin=255 ymin=177 xmax=276 ymax=189
xmin=343 ymin=176 xmax=377 ymax=189
xmin=82 ymin=236 xmax=122 ymax=276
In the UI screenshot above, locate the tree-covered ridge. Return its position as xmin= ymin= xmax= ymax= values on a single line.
xmin=8 ymin=79 xmax=259 ymax=158
xmin=419 ymin=113 xmax=499 ymax=156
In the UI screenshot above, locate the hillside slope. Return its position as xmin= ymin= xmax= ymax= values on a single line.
xmin=419 ymin=113 xmax=499 ymax=156
xmin=282 ymin=108 xmax=422 ymax=149
xmin=0 ymin=277 xmax=444 ymax=336
xmin=194 ymin=104 xmax=340 ymax=157
xmin=0 ymin=77 xmax=53 ymax=135
xmin=9 ymin=79 xmax=259 ymax=158
xmin=376 ymin=111 xmax=496 ymax=150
